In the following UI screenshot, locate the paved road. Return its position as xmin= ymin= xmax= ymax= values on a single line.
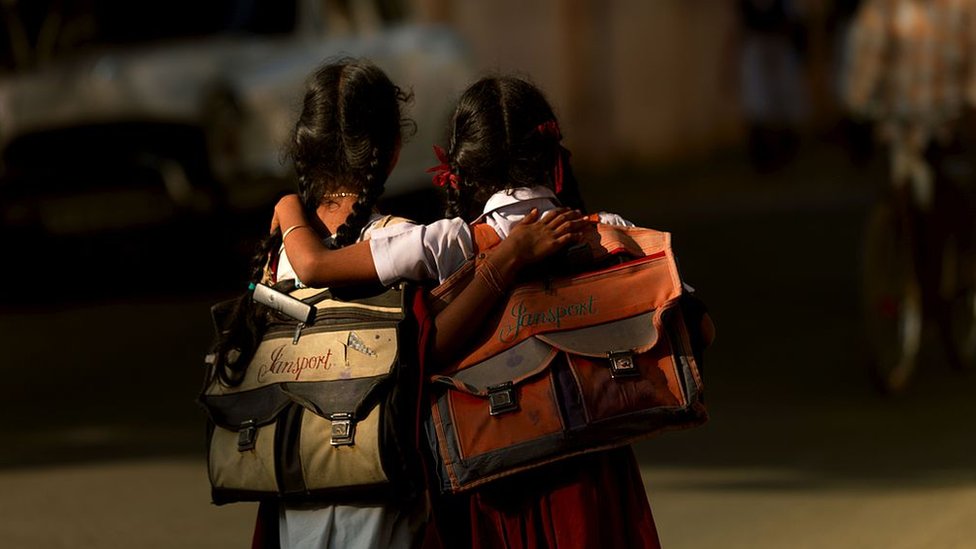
xmin=1 ymin=145 xmax=974 ymax=548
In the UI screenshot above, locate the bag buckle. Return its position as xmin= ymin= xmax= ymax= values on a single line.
xmin=608 ymin=351 xmax=639 ymax=379
xmin=330 ymin=413 xmax=355 ymax=446
xmin=487 ymin=382 xmax=519 ymax=416
xmin=237 ymin=419 xmax=257 ymax=452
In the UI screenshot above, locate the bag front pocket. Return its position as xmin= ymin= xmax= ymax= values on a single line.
xmin=209 ymin=421 xmax=278 ymax=494
xmin=300 ymin=405 xmax=388 ymax=490
xmin=445 ymin=372 xmax=565 ymax=459
xmin=567 ymin=347 xmax=684 ymax=424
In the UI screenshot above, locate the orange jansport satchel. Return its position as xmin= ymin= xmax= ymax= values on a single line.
xmin=424 ymin=221 xmax=709 ymax=493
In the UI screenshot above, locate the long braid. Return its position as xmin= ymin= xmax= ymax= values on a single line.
xmin=443 ymin=123 xmax=464 ymax=218
xmin=444 ymin=107 xmax=464 ymax=218
xmin=331 ymin=148 xmax=386 ymax=248
xmin=291 ymin=59 xmax=405 ymax=247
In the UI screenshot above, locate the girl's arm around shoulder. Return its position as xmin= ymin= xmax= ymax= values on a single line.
xmin=430 ymin=208 xmax=593 ymax=363
xmin=274 ymin=194 xmax=380 ymax=287
xmin=276 ymin=194 xmax=477 ymax=287
xmin=368 ymin=217 xmax=474 ymax=286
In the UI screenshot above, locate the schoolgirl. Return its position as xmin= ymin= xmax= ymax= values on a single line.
xmin=242 ymin=58 xmax=421 ymax=549
xmin=274 ymin=75 xmax=661 ymax=548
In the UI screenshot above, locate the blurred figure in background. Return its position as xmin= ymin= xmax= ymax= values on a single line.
xmin=844 ymin=0 xmax=976 ymax=208
xmin=844 ymin=0 xmax=976 ymax=389
xmin=828 ymin=0 xmax=877 ymax=164
xmin=735 ymin=0 xmax=811 ymax=172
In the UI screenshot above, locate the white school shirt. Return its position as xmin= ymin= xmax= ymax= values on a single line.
xmin=368 ymin=186 xmax=633 ymax=286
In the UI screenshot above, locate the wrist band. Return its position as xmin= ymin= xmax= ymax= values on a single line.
xmin=282 ymin=224 xmax=310 ymax=241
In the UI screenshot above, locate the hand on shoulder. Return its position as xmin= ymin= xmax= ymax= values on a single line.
xmin=502 ymin=207 xmax=592 ymax=268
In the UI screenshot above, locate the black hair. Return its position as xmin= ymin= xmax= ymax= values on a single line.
xmin=290 ymin=58 xmax=412 ymax=248
xmin=442 ymin=76 xmax=584 ymax=221
xmin=243 ymin=59 xmax=412 ymax=284
xmin=212 ymin=59 xmax=410 ymax=389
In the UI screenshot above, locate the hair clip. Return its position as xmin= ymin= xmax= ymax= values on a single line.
xmin=426 ymin=145 xmax=459 ymax=189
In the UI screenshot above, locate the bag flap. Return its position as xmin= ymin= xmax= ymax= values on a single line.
xmin=431 ymin=312 xmax=659 ymax=397
xmin=431 ymin=337 xmax=557 ymax=396
xmin=280 ymin=376 xmax=388 ymax=418
xmin=201 ymin=386 xmax=292 ymax=429
xmin=429 ymin=224 xmax=673 ymax=313
xmin=534 ymin=311 xmax=658 ymax=357
xmin=201 ymin=284 xmax=407 ymax=429
xmin=201 ymin=374 xmax=389 ymax=430
xmin=454 ymin=251 xmax=681 ymax=370
xmin=202 ymin=322 xmax=400 ymax=427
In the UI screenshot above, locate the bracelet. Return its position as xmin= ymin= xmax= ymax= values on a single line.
xmin=476 ymin=258 xmax=507 ymax=298
xmin=282 ymin=224 xmax=310 ymax=241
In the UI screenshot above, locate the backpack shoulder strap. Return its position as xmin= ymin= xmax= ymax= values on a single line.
xmin=427 ymin=222 xmax=498 ymax=312
xmin=472 ymin=223 xmax=502 ymax=252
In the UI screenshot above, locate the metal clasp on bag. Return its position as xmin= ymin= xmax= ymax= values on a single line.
xmin=608 ymin=351 xmax=640 ymax=379
xmin=487 ymin=382 xmax=519 ymax=416
xmin=237 ymin=419 xmax=257 ymax=452
xmin=330 ymin=413 xmax=355 ymax=446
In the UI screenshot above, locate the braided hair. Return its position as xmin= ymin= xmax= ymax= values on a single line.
xmin=291 ymin=59 xmax=412 ymax=248
xmin=243 ymin=59 xmax=412 ymax=279
xmin=442 ymin=76 xmax=584 ymax=221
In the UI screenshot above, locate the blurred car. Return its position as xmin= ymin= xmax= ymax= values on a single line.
xmin=0 ymin=0 xmax=471 ymax=236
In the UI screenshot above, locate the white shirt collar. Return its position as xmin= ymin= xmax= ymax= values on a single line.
xmin=478 ymin=186 xmax=558 ymax=219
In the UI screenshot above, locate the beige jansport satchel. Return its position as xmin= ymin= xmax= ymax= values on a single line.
xmin=200 ymin=218 xmax=422 ymax=505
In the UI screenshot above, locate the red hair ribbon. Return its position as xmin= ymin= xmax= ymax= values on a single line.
xmin=536 ymin=120 xmax=565 ymax=193
xmin=426 ymin=145 xmax=459 ymax=189
xmin=536 ymin=120 xmax=562 ymax=140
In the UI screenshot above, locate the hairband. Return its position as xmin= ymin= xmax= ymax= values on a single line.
xmin=426 ymin=145 xmax=459 ymax=189
xmin=536 ymin=120 xmax=562 ymax=141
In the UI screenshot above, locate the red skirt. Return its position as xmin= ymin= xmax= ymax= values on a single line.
xmin=427 ymin=446 xmax=661 ymax=549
